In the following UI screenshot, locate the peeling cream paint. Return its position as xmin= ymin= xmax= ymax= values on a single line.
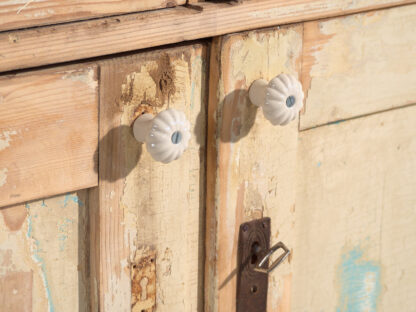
xmin=0 ymin=168 xmax=8 ymax=187
xmin=0 ymin=130 xmax=17 ymax=151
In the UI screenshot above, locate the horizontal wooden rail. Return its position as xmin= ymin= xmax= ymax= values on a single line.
xmin=0 ymin=0 xmax=415 ymax=72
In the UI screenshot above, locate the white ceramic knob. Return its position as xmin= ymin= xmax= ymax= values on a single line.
xmin=249 ymin=74 xmax=304 ymax=126
xmin=133 ymin=108 xmax=191 ymax=163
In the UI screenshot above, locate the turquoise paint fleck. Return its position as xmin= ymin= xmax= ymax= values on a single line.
xmin=26 ymin=204 xmax=56 ymax=312
xmin=337 ymin=246 xmax=381 ymax=312
xmin=329 ymin=119 xmax=346 ymax=126
xmin=62 ymin=193 xmax=83 ymax=208
xmin=317 ymin=161 xmax=322 ymax=167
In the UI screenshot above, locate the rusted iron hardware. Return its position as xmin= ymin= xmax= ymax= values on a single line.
xmin=237 ymin=217 xmax=290 ymax=312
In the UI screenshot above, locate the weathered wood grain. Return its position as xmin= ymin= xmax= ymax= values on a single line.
xmin=294 ymin=105 xmax=416 ymax=311
xmin=205 ymin=25 xmax=302 ymax=312
xmin=91 ymin=44 xmax=207 ymax=311
xmin=0 ymin=191 xmax=90 ymax=312
xmin=0 ymin=65 xmax=98 ymax=207
xmin=0 ymin=0 xmax=185 ymax=32
xmin=0 ymin=0 xmax=414 ymax=72
xmin=300 ymin=4 xmax=416 ymax=129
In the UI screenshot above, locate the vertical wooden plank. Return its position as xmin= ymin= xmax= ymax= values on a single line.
xmin=205 ymin=25 xmax=303 ymax=312
xmin=93 ymin=44 xmax=207 ymax=311
xmin=294 ymin=105 xmax=416 ymax=311
xmin=300 ymin=5 xmax=416 ymax=130
xmin=0 ymin=191 xmax=90 ymax=312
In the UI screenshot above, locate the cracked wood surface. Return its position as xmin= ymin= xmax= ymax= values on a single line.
xmin=0 ymin=0 xmax=185 ymax=32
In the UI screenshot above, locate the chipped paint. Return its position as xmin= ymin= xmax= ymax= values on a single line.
xmin=62 ymin=193 xmax=83 ymax=208
xmin=0 ymin=130 xmax=17 ymax=151
xmin=61 ymin=68 xmax=97 ymax=90
xmin=26 ymin=204 xmax=56 ymax=312
xmin=337 ymin=246 xmax=381 ymax=312
xmin=0 ymin=168 xmax=8 ymax=187
xmin=301 ymin=6 xmax=416 ymax=129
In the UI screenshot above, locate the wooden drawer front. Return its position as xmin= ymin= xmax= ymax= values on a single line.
xmin=0 ymin=66 xmax=98 ymax=207
xmin=0 ymin=0 xmax=185 ymax=32
xmin=301 ymin=4 xmax=416 ymax=130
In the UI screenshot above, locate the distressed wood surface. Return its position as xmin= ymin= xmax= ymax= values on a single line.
xmin=0 ymin=0 xmax=185 ymax=32
xmin=0 ymin=66 xmax=98 ymax=208
xmin=0 ymin=191 xmax=90 ymax=312
xmin=91 ymin=44 xmax=207 ymax=311
xmin=1 ymin=0 xmax=415 ymax=72
xmin=293 ymin=105 xmax=416 ymax=311
xmin=300 ymin=4 xmax=416 ymax=130
xmin=205 ymin=25 xmax=302 ymax=312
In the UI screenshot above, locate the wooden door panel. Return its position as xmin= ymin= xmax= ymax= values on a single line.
xmin=0 ymin=191 xmax=89 ymax=312
xmin=0 ymin=65 xmax=98 ymax=208
xmin=0 ymin=0 xmax=185 ymax=32
xmin=205 ymin=25 xmax=303 ymax=312
xmin=92 ymin=43 xmax=207 ymax=312
xmin=300 ymin=4 xmax=416 ymax=130
xmin=294 ymin=105 xmax=416 ymax=311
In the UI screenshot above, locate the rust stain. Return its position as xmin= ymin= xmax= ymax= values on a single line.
xmin=131 ymin=104 xmax=156 ymax=126
xmin=1 ymin=203 xmax=27 ymax=231
xmin=149 ymin=53 xmax=176 ymax=107
xmin=131 ymin=247 xmax=156 ymax=312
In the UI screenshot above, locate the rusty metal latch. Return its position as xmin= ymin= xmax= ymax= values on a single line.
xmin=236 ymin=218 xmax=291 ymax=312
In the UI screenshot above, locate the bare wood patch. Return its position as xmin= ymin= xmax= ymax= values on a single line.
xmin=131 ymin=247 xmax=156 ymax=312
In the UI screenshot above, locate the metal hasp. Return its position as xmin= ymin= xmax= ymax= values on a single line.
xmin=237 ymin=217 xmax=291 ymax=312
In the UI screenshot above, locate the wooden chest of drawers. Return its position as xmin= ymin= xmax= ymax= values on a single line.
xmin=0 ymin=1 xmax=415 ymax=311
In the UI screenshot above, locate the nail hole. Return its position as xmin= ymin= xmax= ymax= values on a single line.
xmin=286 ymin=95 xmax=296 ymax=108
xmin=251 ymin=253 xmax=258 ymax=265
xmin=251 ymin=285 xmax=258 ymax=294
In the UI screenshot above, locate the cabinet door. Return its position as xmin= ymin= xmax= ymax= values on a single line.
xmin=205 ymin=5 xmax=416 ymax=312
xmin=294 ymin=105 xmax=416 ymax=311
xmin=205 ymin=25 xmax=303 ymax=311
xmin=92 ymin=43 xmax=208 ymax=312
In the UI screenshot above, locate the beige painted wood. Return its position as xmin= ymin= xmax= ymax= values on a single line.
xmin=205 ymin=25 xmax=302 ymax=312
xmin=0 ymin=191 xmax=90 ymax=312
xmin=0 ymin=66 xmax=98 ymax=208
xmin=293 ymin=105 xmax=416 ymax=311
xmin=300 ymin=4 xmax=416 ymax=130
xmin=1 ymin=0 xmax=414 ymax=72
xmin=0 ymin=0 xmax=185 ymax=32
xmin=90 ymin=44 xmax=207 ymax=311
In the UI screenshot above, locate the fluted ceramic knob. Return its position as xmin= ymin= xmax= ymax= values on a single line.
xmin=133 ymin=108 xmax=191 ymax=163
xmin=249 ymin=74 xmax=304 ymax=126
